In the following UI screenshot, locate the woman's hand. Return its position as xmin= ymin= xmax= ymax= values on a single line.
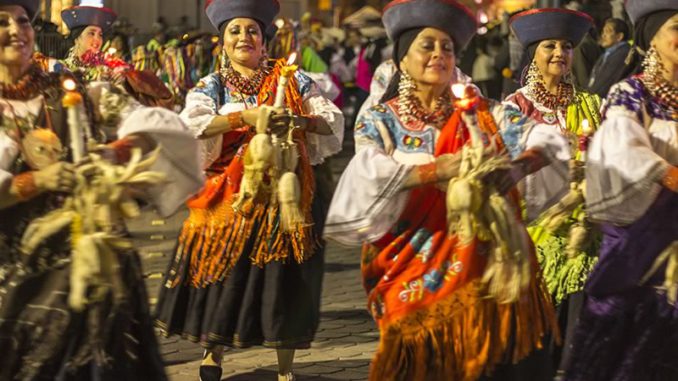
xmin=33 ymin=161 xmax=77 ymax=193
xmin=241 ymin=107 xmax=290 ymax=137
xmin=269 ymin=109 xmax=304 ymax=137
xmin=240 ymin=107 xmax=262 ymax=127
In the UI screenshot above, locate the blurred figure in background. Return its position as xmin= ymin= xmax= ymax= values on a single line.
xmin=588 ymin=17 xmax=631 ymax=98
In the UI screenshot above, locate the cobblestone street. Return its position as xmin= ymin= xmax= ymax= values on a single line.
xmin=126 ymin=149 xmax=378 ymax=380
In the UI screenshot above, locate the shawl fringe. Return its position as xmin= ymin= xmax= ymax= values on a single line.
xmin=369 ymin=278 xmax=558 ymax=381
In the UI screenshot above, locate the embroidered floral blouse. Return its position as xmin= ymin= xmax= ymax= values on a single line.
xmin=181 ymin=70 xmax=344 ymax=169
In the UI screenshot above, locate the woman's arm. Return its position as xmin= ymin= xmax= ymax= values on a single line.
xmin=0 ymin=162 xmax=76 ymax=209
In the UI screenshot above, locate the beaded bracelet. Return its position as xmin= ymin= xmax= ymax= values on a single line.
xmin=109 ymin=137 xmax=135 ymax=164
xmin=227 ymin=111 xmax=245 ymax=131
xmin=12 ymin=172 xmax=38 ymax=201
xmin=417 ymin=162 xmax=438 ymax=184
xmin=663 ymin=166 xmax=678 ymax=192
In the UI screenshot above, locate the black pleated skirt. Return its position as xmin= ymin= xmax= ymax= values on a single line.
xmin=0 ymin=249 xmax=168 ymax=381
xmin=154 ymin=194 xmax=326 ymax=350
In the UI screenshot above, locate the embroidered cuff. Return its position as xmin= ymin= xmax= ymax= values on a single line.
xmin=662 ymin=166 xmax=678 ymax=192
xmin=12 ymin=172 xmax=38 ymax=201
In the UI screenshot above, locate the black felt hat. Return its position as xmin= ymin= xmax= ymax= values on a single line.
xmin=61 ymin=6 xmax=117 ymax=32
xmin=382 ymin=0 xmax=478 ymax=51
xmin=205 ymin=0 xmax=280 ymax=31
xmin=0 ymin=0 xmax=39 ymax=19
xmin=510 ymin=8 xmax=593 ymax=47
xmin=625 ymin=0 xmax=677 ymax=24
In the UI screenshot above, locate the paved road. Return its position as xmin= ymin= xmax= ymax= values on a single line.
xmin=127 ymin=147 xmax=379 ymax=380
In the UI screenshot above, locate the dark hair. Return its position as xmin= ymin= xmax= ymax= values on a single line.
xmin=68 ymin=25 xmax=111 ymax=45
xmin=604 ymin=18 xmax=630 ymax=41
xmin=380 ymin=70 xmax=401 ymax=103
xmin=68 ymin=26 xmax=87 ymax=44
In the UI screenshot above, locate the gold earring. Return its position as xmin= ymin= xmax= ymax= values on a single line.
xmin=642 ymin=46 xmax=662 ymax=79
xmin=525 ymin=61 xmax=541 ymax=85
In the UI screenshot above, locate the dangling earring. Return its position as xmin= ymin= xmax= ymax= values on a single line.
xmin=397 ymin=70 xmax=418 ymax=124
xmin=641 ymin=45 xmax=678 ymax=109
xmin=525 ymin=61 xmax=541 ymax=86
xmin=642 ymin=46 xmax=663 ymax=79
xmin=219 ymin=49 xmax=229 ymax=71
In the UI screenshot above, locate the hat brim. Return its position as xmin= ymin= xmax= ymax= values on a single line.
xmin=0 ymin=0 xmax=39 ymax=19
xmin=510 ymin=8 xmax=593 ymax=47
xmin=206 ymin=0 xmax=280 ymax=31
xmin=383 ymin=0 xmax=478 ymax=51
xmin=625 ymin=0 xmax=677 ymax=24
xmin=61 ymin=6 xmax=117 ymax=32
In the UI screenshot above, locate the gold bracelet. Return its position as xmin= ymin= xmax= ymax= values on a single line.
xmin=663 ymin=166 xmax=678 ymax=192
xmin=12 ymin=172 xmax=38 ymax=201
xmin=417 ymin=163 xmax=438 ymax=184
xmin=227 ymin=111 xmax=244 ymax=130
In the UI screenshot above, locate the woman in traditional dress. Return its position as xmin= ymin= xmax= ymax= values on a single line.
xmin=502 ymin=9 xmax=602 ymax=371
xmin=0 ymin=0 xmax=204 ymax=379
xmin=324 ymin=1 xmax=558 ymax=380
xmin=61 ymin=6 xmax=121 ymax=81
xmin=58 ymin=6 xmax=174 ymax=111
xmin=564 ymin=1 xmax=678 ymax=379
xmin=153 ymin=1 xmax=344 ymax=380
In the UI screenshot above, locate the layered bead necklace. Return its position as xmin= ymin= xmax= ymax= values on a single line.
xmin=0 ymin=64 xmax=60 ymax=101
xmin=220 ymin=60 xmax=271 ymax=96
xmin=525 ymin=62 xmax=574 ymax=111
xmin=397 ymin=71 xmax=453 ymax=127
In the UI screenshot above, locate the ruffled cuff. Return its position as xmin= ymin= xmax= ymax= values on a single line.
xmin=303 ymin=94 xmax=344 ymax=165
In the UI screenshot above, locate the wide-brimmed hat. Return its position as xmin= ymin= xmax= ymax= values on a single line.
xmin=383 ymin=0 xmax=478 ymax=51
xmin=61 ymin=6 xmax=117 ymax=32
xmin=510 ymin=8 xmax=593 ymax=47
xmin=0 ymin=0 xmax=39 ymax=19
xmin=625 ymin=0 xmax=677 ymax=24
xmin=205 ymin=0 xmax=280 ymax=31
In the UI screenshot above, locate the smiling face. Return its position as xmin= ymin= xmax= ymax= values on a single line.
xmin=222 ymin=17 xmax=264 ymax=69
xmin=0 ymin=5 xmax=34 ymax=70
xmin=651 ymin=13 xmax=678 ymax=73
xmin=534 ymin=39 xmax=574 ymax=80
xmin=400 ymin=27 xmax=456 ymax=89
xmin=74 ymin=25 xmax=104 ymax=57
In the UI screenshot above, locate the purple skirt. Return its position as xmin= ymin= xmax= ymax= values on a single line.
xmin=565 ymin=190 xmax=678 ymax=381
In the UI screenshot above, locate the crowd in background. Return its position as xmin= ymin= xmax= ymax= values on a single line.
xmin=28 ymin=1 xmax=638 ymax=130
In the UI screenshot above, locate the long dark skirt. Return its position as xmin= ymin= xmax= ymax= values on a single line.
xmin=564 ymin=190 xmax=678 ymax=380
xmin=154 ymin=195 xmax=326 ymax=350
xmin=0 ymin=249 xmax=167 ymax=381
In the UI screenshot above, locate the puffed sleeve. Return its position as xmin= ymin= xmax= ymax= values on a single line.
xmin=585 ymin=80 xmax=674 ymax=225
xmin=179 ymin=73 xmax=224 ymax=169
xmin=118 ymin=107 xmax=205 ymax=217
xmin=496 ymin=101 xmax=571 ymax=221
xmin=324 ymin=108 xmax=412 ymax=245
xmin=296 ymin=72 xmax=345 ymax=165
xmin=0 ymin=133 xmax=20 ymax=202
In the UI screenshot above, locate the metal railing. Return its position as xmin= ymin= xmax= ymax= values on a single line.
xmin=35 ymin=32 xmax=70 ymax=59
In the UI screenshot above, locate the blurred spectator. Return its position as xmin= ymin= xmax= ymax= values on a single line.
xmin=472 ymin=37 xmax=497 ymax=99
xmin=572 ymin=27 xmax=602 ymax=89
xmin=588 ymin=17 xmax=631 ymax=97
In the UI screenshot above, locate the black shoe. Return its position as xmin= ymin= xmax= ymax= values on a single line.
xmin=199 ymin=365 xmax=222 ymax=381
